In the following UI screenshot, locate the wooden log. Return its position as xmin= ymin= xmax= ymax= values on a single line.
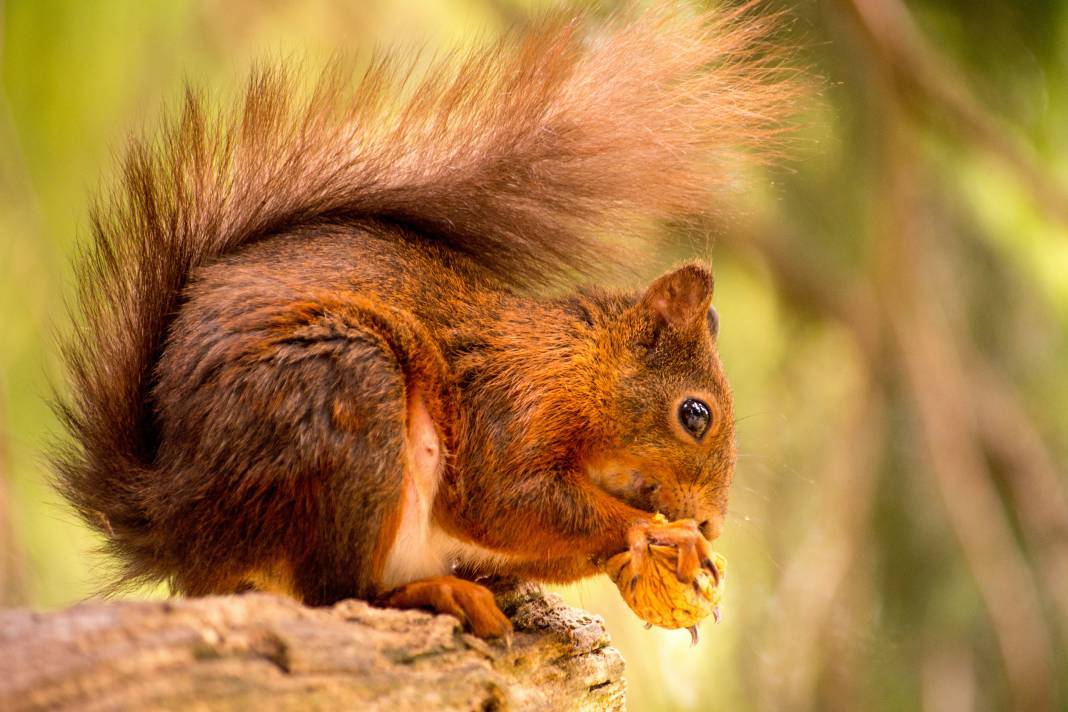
xmin=1 ymin=585 xmax=625 ymax=711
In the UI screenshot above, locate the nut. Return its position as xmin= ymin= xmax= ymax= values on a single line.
xmin=605 ymin=544 xmax=727 ymax=631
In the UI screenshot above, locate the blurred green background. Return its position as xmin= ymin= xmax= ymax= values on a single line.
xmin=3 ymin=1 xmax=1068 ymax=710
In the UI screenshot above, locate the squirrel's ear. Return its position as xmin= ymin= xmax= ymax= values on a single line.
xmin=641 ymin=263 xmax=714 ymax=332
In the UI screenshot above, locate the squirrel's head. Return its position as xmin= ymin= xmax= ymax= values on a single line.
xmin=586 ymin=263 xmax=736 ymax=541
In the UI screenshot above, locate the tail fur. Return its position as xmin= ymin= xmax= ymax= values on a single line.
xmin=53 ymin=2 xmax=800 ymax=591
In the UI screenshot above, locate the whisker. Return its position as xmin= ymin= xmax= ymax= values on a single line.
xmin=736 ymin=485 xmax=772 ymax=501
xmin=732 ymin=411 xmax=771 ymax=425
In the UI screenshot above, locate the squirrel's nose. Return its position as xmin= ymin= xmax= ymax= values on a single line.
xmin=699 ymin=512 xmax=725 ymax=541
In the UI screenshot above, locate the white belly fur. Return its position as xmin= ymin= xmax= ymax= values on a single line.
xmin=381 ymin=522 xmax=520 ymax=590
xmin=380 ymin=389 xmax=517 ymax=590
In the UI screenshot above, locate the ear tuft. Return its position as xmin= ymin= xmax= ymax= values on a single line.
xmin=642 ymin=264 xmax=714 ymax=331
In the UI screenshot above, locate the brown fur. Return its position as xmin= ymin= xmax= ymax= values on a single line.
xmin=53 ymin=3 xmax=798 ymax=631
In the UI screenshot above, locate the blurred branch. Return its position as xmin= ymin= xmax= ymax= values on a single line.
xmin=726 ymin=195 xmax=1068 ymax=712
xmin=743 ymin=6 xmax=1068 ymax=704
xmin=842 ymin=0 xmax=1068 ymax=654
xmin=723 ymin=57 xmax=1064 ymax=707
xmin=886 ymin=277 xmax=1055 ymax=712
xmin=838 ymin=0 xmax=1068 ymax=232
xmin=717 ymin=223 xmax=880 ymax=360
xmin=722 ymin=183 xmax=1068 ymax=700
xmin=877 ymin=108 xmax=1056 ymax=711
xmin=721 ymin=201 xmax=1064 ymax=710
xmin=757 ymin=374 xmax=884 ymax=712
xmin=974 ymin=363 xmax=1068 ymax=640
xmin=921 ymin=644 xmax=976 ymax=712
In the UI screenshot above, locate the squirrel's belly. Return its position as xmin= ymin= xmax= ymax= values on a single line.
xmin=381 ymin=389 xmax=443 ymax=588
xmin=381 ymin=524 xmax=524 ymax=589
xmin=380 ymin=386 xmax=521 ymax=589
xmin=380 ymin=389 xmax=520 ymax=589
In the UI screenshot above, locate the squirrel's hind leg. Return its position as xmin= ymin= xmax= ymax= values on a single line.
xmin=290 ymin=307 xmax=512 ymax=638
xmin=157 ymin=293 xmax=514 ymax=637
xmin=279 ymin=303 xmax=453 ymax=607
xmin=154 ymin=295 xmax=445 ymax=606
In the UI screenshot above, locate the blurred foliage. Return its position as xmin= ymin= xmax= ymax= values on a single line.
xmin=2 ymin=1 xmax=1068 ymax=710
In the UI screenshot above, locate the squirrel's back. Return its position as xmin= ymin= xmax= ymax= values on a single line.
xmin=53 ymin=3 xmax=798 ymax=592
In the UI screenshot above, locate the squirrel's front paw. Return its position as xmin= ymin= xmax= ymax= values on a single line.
xmin=380 ymin=575 xmax=514 ymax=641
xmin=626 ymin=514 xmax=719 ymax=588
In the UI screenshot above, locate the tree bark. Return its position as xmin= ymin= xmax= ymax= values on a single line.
xmin=1 ymin=585 xmax=625 ymax=711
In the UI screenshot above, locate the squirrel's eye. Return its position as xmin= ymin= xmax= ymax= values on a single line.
xmin=678 ymin=398 xmax=712 ymax=440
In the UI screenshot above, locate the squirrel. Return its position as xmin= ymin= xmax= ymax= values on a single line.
xmin=53 ymin=4 xmax=796 ymax=638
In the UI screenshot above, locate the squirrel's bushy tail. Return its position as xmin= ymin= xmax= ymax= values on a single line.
xmin=54 ymin=2 xmax=800 ymax=591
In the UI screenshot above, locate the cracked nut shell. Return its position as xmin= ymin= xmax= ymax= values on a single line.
xmin=605 ymin=545 xmax=727 ymax=630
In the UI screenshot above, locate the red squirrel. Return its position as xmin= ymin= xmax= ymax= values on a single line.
xmin=54 ymin=4 xmax=797 ymax=638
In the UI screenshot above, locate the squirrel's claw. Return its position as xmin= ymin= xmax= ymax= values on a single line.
xmin=625 ymin=525 xmax=651 ymax=590
xmin=701 ymin=556 xmax=721 ymax=585
xmin=630 ymin=517 xmax=712 ymax=585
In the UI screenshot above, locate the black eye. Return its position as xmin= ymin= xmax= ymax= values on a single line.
xmin=678 ymin=398 xmax=712 ymax=439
